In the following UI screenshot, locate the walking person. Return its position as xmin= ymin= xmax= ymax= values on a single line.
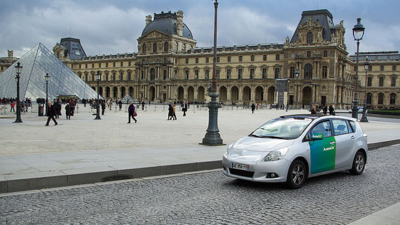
xmin=168 ymin=104 xmax=174 ymax=120
xmin=172 ymin=104 xmax=177 ymax=120
xmin=65 ymin=103 xmax=71 ymax=120
xmin=118 ymin=100 xmax=122 ymax=111
xmin=45 ymin=102 xmax=58 ymax=126
xmin=128 ymin=103 xmax=137 ymax=123
xmin=182 ymin=101 xmax=187 ymax=116
xmin=251 ymin=103 xmax=256 ymax=114
xmin=10 ymin=101 xmax=15 ymax=112
xmin=329 ymin=105 xmax=335 ymax=115
xmin=101 ymin=100 xmax=106 ymax=115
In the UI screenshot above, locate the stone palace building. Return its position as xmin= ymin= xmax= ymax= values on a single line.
xmin=2 ymin=9 xmax=398 ymax=109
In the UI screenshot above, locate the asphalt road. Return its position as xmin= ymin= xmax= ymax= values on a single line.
xmin=1 ymin=144 xmax=400 ymax=225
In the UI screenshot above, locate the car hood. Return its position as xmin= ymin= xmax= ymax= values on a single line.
xmin=230 ymin=136 xmax=294 ymax=153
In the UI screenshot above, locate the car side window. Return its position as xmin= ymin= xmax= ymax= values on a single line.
xmin=332 ymin=119 xmax=349 ymax=135
xmin=311 ymin=121 xmax=332 ymax=138
xmin=348 ymin=121 xmax=356 ymax=133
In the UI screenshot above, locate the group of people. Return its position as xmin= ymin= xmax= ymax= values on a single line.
xmin=45 ymin=99 xmax=77 ymax=126
xmin=311 ymin=105 xmax=335 ymax=115
xmin=167 ymin=101 xmax=187 ymax=120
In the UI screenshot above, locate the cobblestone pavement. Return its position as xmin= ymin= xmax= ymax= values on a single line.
xmin=1 ymin=144 xmax=400 ymax=225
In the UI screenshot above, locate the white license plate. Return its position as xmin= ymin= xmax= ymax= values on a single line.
xmin=232 ymin=163 xmax=250 ymax=171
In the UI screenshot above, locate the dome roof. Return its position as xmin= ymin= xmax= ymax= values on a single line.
xmin=141 ymin=11 xmax=193 ymax=39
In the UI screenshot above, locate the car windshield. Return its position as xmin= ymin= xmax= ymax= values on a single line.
xmin=250 ymin=117 xmax=313 ymax=139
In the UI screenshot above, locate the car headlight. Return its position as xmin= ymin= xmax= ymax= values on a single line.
xmin=264 ymin=147 xmax=289 ymax=161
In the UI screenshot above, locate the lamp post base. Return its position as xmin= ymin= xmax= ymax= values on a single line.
xmin=94 ymin=105 xmax=101 ymax=120
xmin=360 ymin=107 xmax=368 ymax=122
xmin=201 ymin=91 xmax=223 ymax=146
xmin=351 ymin=100 xmax=359 ymax=120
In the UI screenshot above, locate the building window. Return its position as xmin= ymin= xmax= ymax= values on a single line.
xmin=238 ymin=69 xmax=242 ymax=79
xmin=322 ymin=66 xmax=328 ymax=78
xmin=120 ymin=62 xmax=123 ymax=67
xmin=263 ymin=55 xmax=267 ymax=61
xmin=195 ymin=70 xmax=199 ymax=79
xmin=205 ymin=70 xmax=209 ymax=79
xmin=217 ymin=57 xmax=220 ymax=63
xmin=239 ymin=56 xmax=242 ymax=62
xmin=391 ymin=77 xmax=396 ymax=87
xmin=206 ymin=57 xmax=209 ymax=63
xmin=85 ymin=64 xmax=88 ymax=69
xmin=150 ymin=68 xmax=155 ymax=80
xmin=186 ymin=58 xmax=189 ymax=64
xmin=164 ymin=42 xmax=169 ymax=52
xmin=175 ymin=42 xmax=178 ymax=53
xmin=290 ymin=66 xmax=295 ymax=78
xmin=185 ymin=70 xmax=189 ymax=79
xmin=153 ymin=43 xmax=157 ymax=53
xmin=307 ymin=51 xmax=311 ymax=58
xmin=106 ymin=72 xmax=109 ymax=81
xmin=129 ymin=61 xmax=131 ymax=66
xmin=227 ymin=69 xmax=231 ymax=79
xmin=92 ymin=63 xmax=94 ymax=68
xmin=390 ymin=93 xmax=396 ymax=105
xmin=143 ymin=44 xmax=146 ymax=54
xmin=195 ymin=58 xmax=199 ymax=63
xmin=379 ymin=77 xmax=384 ymax=86
xmin=354 ymin=66 xmax=357 ymax=71
xmin=228 ymin=56 xmax=231 ymax=62
xmin=128 ymin=71 xmax=131 ymax=80
xmin=112 ymin=73 xmax=116 ymax=81
xmin=307 ymin=32 xmax=313 ymax=44
xmin=304 ymin=64 xmax=312 ymax=79
xmin=380 ymin=65 xmax=384 ymax=71
xmin=250 ymin=68 xmax=254 ymax=79
xmin=323 ymin=50 xmax=328 ymax=57
xmin=163 ymin=70 xmax=167 ymax=80
xmin=276 ymin=54 xmax=280 ymax=61
xmin=216 ymin=70 xmax=220 ymax=79
xmin=113 ymin=62 xmax=115 ymax=67
xmin=251 ymin=55 xmax=254 ymax=62
xmin=393 ymin=65 xmax=397 ymax=71
xmin=99 ymin=63 xmax=101 ymax=68
xmin=120 ymin=72 xmax=123 ymax=80
xmin=274 ymin=68 xmax=280 ymax=78
xmin=367 ymin=77 xmax=372 ymax=86
xmin=367 ymin=93 xmax=372 ymax=104
xmin=378 ymin=93 xmax=384 ymax=104
xmin=262 ymin=68 xmax=267 ymax=78
xmin=182 ymin=44 xmax=186 ymax=52
xmin=106 ymin=63 xmax=108 ymax=68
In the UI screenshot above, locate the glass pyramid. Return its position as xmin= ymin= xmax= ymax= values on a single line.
xmin=121 ymin=94 xmax=134 ymax=104
xmin=0 ymin=43 xmax=100 ymax=101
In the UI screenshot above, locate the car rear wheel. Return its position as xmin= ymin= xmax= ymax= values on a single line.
xmin=286 ymin=160 xmax=306 ymax=189
xmin=350 ymin=151 xmax=366 ymax=175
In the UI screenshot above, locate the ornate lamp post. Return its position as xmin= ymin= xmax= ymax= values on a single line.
xmin=44 ymin=73 xmax=50 ymax=116
xmin=202 ymin=0 xmax=223 ymax=145
xmin=360 ymin=57 xmax=369 ymax=122
xmin=352 ymin=18 xmax=365 ymax=119
xmin=95 ymin=71 xmax=101 ymax=120
xmin=295 ymin=68 xmax=300 ymax=109
xmin=14 ymin=62 xmax=23 ymax=123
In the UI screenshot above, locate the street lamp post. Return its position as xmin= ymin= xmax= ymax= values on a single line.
xmin=295 ymin=68 xmax=300 ymax=109
xmin=44 ymin=73 xmax=50 ymax=116
xmin=95 ymin=71 xmax=101 ymax=120
xmin=202 ymin=0 xmax=223 ymax=145
xmin=310 ymin=83 xmax=314 ymax=112
xmin=352 ymin=18 xmax=365 ymax=120
xmin=360 ymin=57 xmax=369 ymax=122
xmin=14 ymin=62 xmax=23 ymax=123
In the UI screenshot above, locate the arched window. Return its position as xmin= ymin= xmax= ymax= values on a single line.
xmin=150 ymin=68 xmax=156 ymax=80
xmin=378 ymin=93 xmax=384 ymax=104
xmin=142 ymin=44 xmax=146 ymax=54
xmin=307 ymin=32 xmax=313 ymax=44
xmin=390 ymin=93 xmax=396 ymax=105
xmin=304 ymin=64 xmax=313 ymax=79
xmin=164 ymin=42 xmax=169 ymax=52
xmin=153 ymin=43 xmax=157 ymax=53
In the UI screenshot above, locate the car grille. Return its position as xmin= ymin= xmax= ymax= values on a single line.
xmin=229 ymin=168 xmax=254 ymax=178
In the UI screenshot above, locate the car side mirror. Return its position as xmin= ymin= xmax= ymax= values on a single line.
xmin=311 ymin=133 xmax=324 ymax=140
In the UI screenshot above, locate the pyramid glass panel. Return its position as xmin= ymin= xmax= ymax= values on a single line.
xmin=0 ymin=43 xmax=101 ymax=101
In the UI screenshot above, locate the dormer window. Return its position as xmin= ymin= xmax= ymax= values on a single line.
xmin=307 ymin=32 xmax=313 ymax=44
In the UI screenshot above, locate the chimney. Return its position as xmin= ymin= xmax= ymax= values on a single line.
xmin=8 ymin=50 xmax=13 ymax=59
xmin=177 ymin=10 xmax=183 ymax=36
xmin=145 ymin=15 xmax=152 ymax=26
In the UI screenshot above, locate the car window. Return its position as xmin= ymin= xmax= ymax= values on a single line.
xmin=310 ymin=121 xmax=332 ymax=138
xmin=348 ymin=121 xmax=356 ymax=133
xmin=251 ymin=117 xmax=312 ymax=139
xmin=332 ymin=119 xmax=349 ymax=135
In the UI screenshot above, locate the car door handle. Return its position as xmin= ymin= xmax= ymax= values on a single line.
xmin=330 ymin=141 xmax=335 ymax=145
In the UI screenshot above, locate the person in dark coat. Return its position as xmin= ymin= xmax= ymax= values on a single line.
xmin=168 ymin=104 xmax=174 ymax=120
xmin=251 ymin=103 xmax=256 ymax=114
xmin=329 ymin=105 xmax=335 ymax=115
xmin=53 ymin=100 xmax=61 ymax=119
xmin=182 ymin=101 xmax=187 ymax=116
xmin=65 ymin=103 xmax=71 ymax=120
xmin=128 ymin=103 xmax=137 ymax=123
xmin=45 ymin=102 xmax=58 ymax=126
xmin=101 ymin=100 xmax=106 ymax=115
xmin=118 ymin=100 xmax=122 ymax=111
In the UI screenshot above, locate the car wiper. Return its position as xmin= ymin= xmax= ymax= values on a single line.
xmin=260 ymin=135 xmax=287 ymax=139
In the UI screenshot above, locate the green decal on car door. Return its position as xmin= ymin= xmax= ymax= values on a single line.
xmin=310 ymin=136 xmax=336 ymax=174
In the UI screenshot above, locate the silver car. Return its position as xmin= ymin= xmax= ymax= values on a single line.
xmin=222 ymin=114 xmax=368 ymax=188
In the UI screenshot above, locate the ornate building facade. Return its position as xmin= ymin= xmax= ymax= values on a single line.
xmin=52 ymin=9 xmax=399 ymax=109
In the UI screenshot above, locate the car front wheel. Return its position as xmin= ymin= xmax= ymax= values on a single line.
xmin=350 ymin=151 xmax=366 ymax=175
xmin=286 ymin=160 xmax=307 ymax=189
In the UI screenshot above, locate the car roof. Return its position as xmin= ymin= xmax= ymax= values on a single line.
xmin=280 ymin=114 xmax=357 ymax=122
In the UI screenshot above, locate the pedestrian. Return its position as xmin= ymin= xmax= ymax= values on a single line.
xmin=128 ymin=103 xmax=137 ymax=123
xmin=323 ymin=105 xmax=328 ymax=115
xmin=101 ymin=100 xmax=106 ymax=115
xmin=54 ymin=100 xmax=61 ymax=119
xmin=45 ymin=102 xmax=58 ymax=126
xmin=142 ymin=101 xmax=145 ymax=110
xmin=172 ymin=104 xmax=177 ymax=120
xmin=168 ymin=104 xmax=174 ymax=120
xmin=251 ymin=103 xmax=255 ymax=114
xmin=182 ymin=101 xmax=187 ymax=116
xmin=10 ymin=101 xmax=15 ymax=112
xmin=118 ymin=100 xmax=122 ymax=111
xmin=65 ymin=103 xmax=71 ymax=120
xmin=329 ymin=105 xmax=335 ymax=115
xmin=311 ymin=106 xmax=317 ymax=114
xmin=69 ymin=99 xmax=76 ymax=116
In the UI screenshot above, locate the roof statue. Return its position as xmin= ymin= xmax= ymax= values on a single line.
xmin=0 ymin=43 xmax=100 ymax=101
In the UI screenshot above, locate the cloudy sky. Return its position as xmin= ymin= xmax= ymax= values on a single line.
xmin=1 ymin=0 xmax=399 ymax=58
